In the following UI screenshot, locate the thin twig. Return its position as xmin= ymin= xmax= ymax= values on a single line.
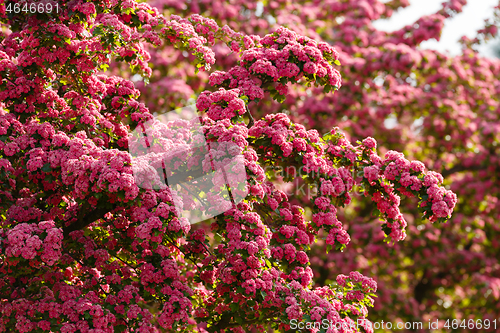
xmin=195 ymin=238 xmax=214 ymax=257
xmin=113 ymin=253 xmax=139 ymax=272
xmin=246 ymin=104 xmax=255 ymax=128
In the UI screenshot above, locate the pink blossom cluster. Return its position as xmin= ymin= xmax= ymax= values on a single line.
xmin=256 ymin=26 xmax=340 ymax=85
xmin=201 ymin=203 xmax=376 ymax=332
xmin=196 ymin=88 xmax=247 ymax=121
xmin=135 ymin=216 xmax=165 ymax=242
xmin=208 ymin=26 xmax=342 ymax=104
xmin=202 ymin=117 xmax=266 ymax=203
xmin=209 ymin=66 xmax=265 ymax=102
xmin=160 ymin=14 xmax=219 ymax=70
xmin=1 ymin=220 xmax=62 ymax=267
xmin=325 ymin=128 xmax=456 ymax=241
xmin=249 ymin=113 xmax=321 ymax=159
xmin=249 ymin=114 xmax=360 ymax=251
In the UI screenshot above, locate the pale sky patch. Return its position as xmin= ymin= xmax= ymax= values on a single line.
xmin=372 ymin=0 xmax=499 ymax=58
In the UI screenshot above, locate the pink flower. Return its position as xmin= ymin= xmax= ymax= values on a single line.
xmin=410 ymin=160 xmax=425 ymax=173
xmin=336 ymin=229 xmax=351 ymax=244
xmin=304 ymin=62 xmax=318 ymax=74
xmin=362 ymin=137 xmax=377 ymax=149
xmin=336 ymin=274 xmax=347 ymax=287
xmin=432 ymin=200 xmax=450 ymax=218
xmin=364 ymin=165 xmax=380 ymax=183
xmin=315 ymin=196 xmax=331 ymax=210
xmin=293 ymin=138 xmax=307 ymax=151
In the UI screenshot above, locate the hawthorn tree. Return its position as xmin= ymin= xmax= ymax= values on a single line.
xmin=0 ymin=0 xmax=461 ymax=332
xmin=133 ymin=0 xmax=500 ymax=332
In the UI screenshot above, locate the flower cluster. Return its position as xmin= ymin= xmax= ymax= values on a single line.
xmin=325 ymin=128 xmax=456 ymax=241
xmin=160 ymin=14 xmax=219 ymax=70
xmin=255 ymin=27 xmax=341 ymax=87
xmin=1 ymin=221 xmax=63 ymax=267
xmin=209 ymin=66 xmax=265 ymax=102
xmin=196 ymin=87 xmax=247 ymax=121
xmin=209 ymin=26 xmax=342 ymax=104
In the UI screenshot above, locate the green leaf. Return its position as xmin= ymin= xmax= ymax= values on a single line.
xmin=381 ymin=224 xmax=391 ymax=236
xmin=214 ymin=233 xmax=223 ymax=243
xmin=41 ymin=163 xmax=51 ymax=172
xmin=335 ymin=243 xmax=346 ymax=252
xmin=275 ymin=94 xmax=286 ymax=103
xmin=232 ymin=115 xmax=245 ymax=124
xmin=92 ymin=26 xmax=103 ymax=37
xmin=265 ymin=259 xmax=272 ymax=268
xmin=334 ymin=59 xmax=341 ymax=66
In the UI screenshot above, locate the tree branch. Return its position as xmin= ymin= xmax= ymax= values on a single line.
xmin=414 ymin=268 xmax=428 ymax=304
xmin=63 ymin=202 xmax=116 ymax=239
xmin=441 ymin=164 xmax=484 ymax=178
xmin=209 ymin=312 xmax=278 ymax=332
xmin=414 ymin=269 xmax=448 ymax=304
xmin=246 ymin=105 xmax=255 ymax=128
